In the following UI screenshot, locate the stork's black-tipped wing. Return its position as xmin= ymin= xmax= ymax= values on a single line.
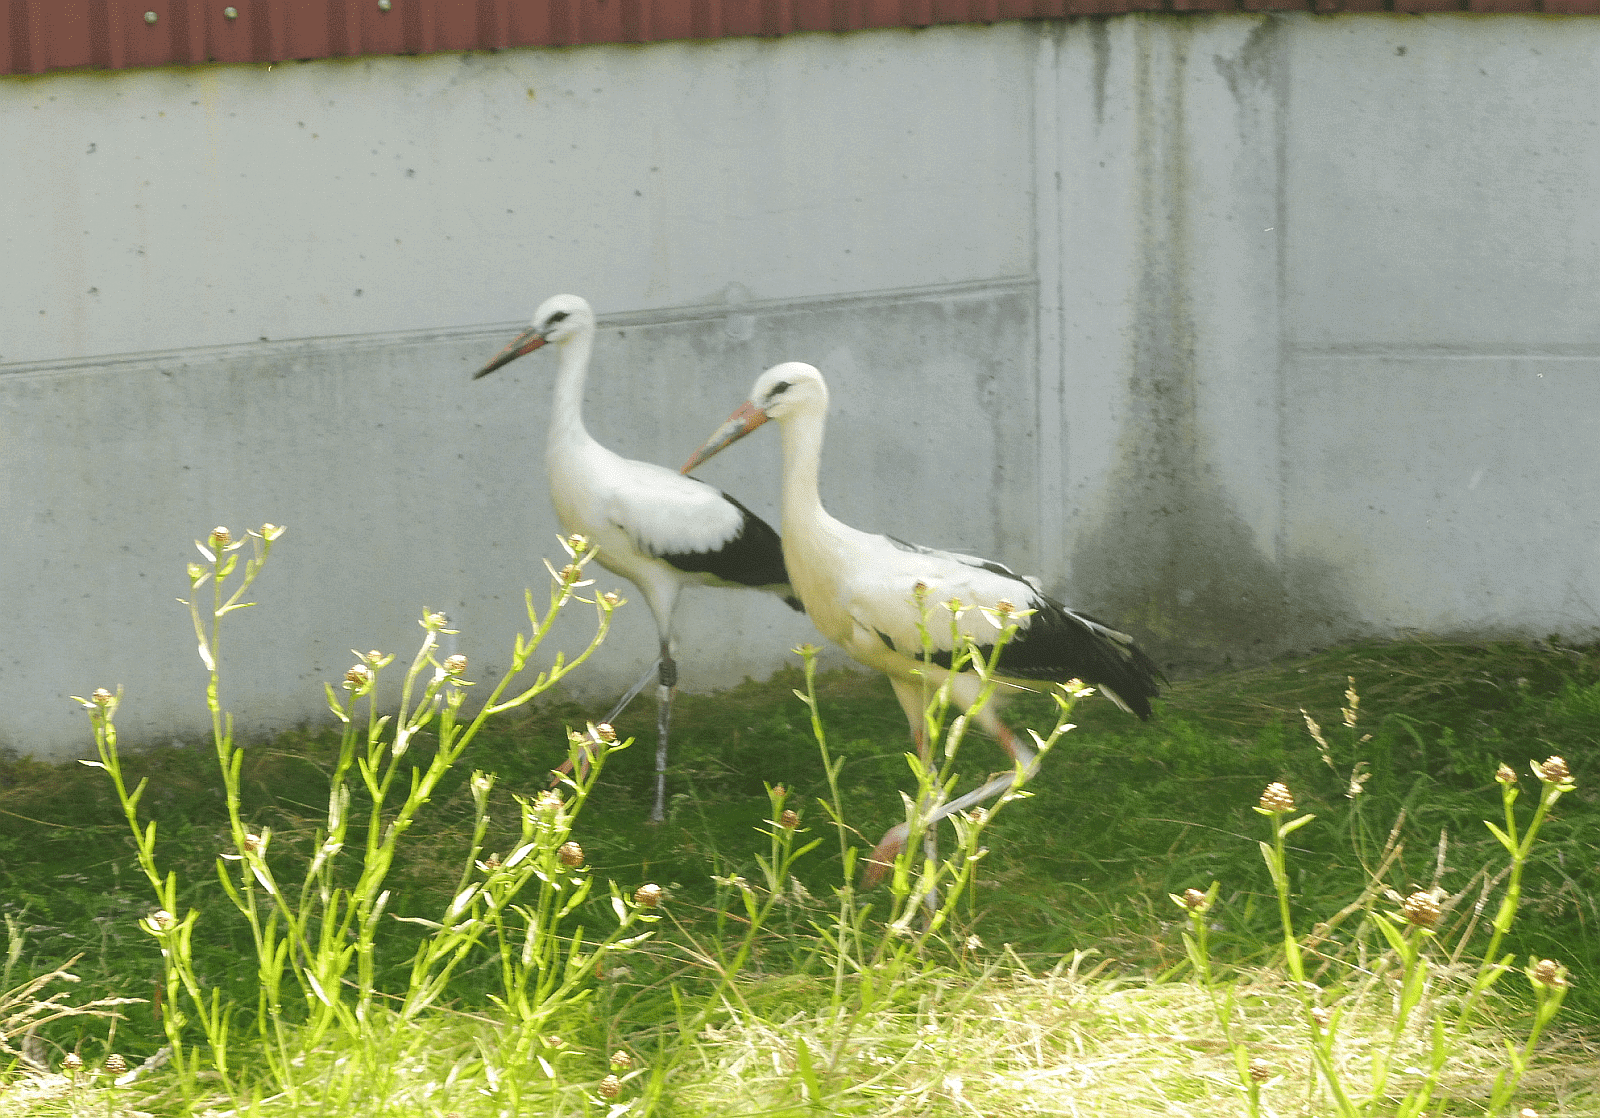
xmin=652 ymin=489 xmax=802 ymax=609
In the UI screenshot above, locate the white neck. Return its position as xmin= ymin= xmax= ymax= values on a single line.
xmin=775 ymin=403 xmax=829 ymax=538
xmin=547 ymin=327 xmax=597 ymax=451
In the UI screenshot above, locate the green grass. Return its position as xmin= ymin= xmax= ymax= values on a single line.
xmin=4 ymin=630 xmax=1600 ymax=1114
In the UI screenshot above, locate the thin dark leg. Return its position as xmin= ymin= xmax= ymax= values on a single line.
xmin=651 ymin=644 xmax=677 ymax=824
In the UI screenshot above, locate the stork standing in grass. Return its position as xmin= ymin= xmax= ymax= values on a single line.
xmin=681 ymin=361 xmax=1162 ymax=881
xmin=473 ymin=295 xmax=801 ymax=822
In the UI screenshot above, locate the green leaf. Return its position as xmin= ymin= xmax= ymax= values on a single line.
xmin=793 ymin=1034 xmax=822 ymax=1103
xmin=1483 ymin=819 xmax=1516 ymax=854
xmin=1278 ymin=813 xmax=1317 ymax=838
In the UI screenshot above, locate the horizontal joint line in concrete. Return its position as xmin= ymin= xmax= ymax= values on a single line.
xmin=0 ymin=275 xmax=1039 ymax=380
xmin=1290 ymin=344 xmax=1600 ymax=362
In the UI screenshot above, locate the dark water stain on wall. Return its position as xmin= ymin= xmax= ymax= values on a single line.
xmin=1067 ymin=20 xmax=1353 ymax=674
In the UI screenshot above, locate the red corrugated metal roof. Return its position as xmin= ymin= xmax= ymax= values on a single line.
xmin=5 ymin=0 xmax=1599 ymax=77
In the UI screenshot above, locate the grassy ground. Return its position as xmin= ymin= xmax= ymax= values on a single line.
xmin=2 ymin=635 xmax=1599 ymax=1114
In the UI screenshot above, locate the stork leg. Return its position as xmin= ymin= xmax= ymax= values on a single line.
xmin=861 ymin=707 xmax=1041 ymax=891
xmin=551 ymin=656 xmax=661 ymax=786
xmin=650 ymin=643 xmax=678 ymax=824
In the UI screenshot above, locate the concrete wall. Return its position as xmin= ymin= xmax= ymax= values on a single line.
xmin=5 ymin=15 xmax=1600 ymax=758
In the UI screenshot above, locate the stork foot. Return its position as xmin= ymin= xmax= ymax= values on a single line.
xmin=861 ymin=822 xmax=910 ymax=889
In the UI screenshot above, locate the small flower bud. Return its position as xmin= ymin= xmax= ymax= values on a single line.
xmin=965 ymin=934 xmax=983 ymax=951
xmin=1311 ymin=1006 xmax=1332 ymax=1029
xmin=1496 ymin=763 xmax=1518 ymax=785
xmin=1519 ymin=1109 xmax=1542 ymax=1118
xmin=558 ymin=841 xmax=585 ymax=868
xmin=780 ymin=809 xmax=800 ymax=830
xmin=1533 ymin=756 xmax=1572 ymax=785
xmin=1402 ymin=891 xmax=1441 ymax=929
xmin=105 ymin=1053 xmax=128 ymax=1074
xmin=602 ymin=590 xmax=622 ymax=607
xmin=1258 ymin=782 xmax=1295 ymax=814
xmin=566 ymin=533 xmax=588 ymax=554
xmin=559 ymin=563 xmax=582 ymax=584
xmin=148 ymin=909 xmax=177 ymax=932
xmin=443 ymin=654 xmax=468 ymax=676
xmin=209 ymin=526 xmax=231 ymax=551
xmin=476 ymin=854 xmax=501 ymax=873
xmin=610 ymin=1051 xmax=634 ymax=1071
xmin=594 ymin=722 xmax=618 ymax=743
xmin=1181 ymin=888 xmax=1209 ymax=912
xmin=1248 ymin=1058 xmax=1270 ymax=1082
xmin=90 ymin=688 xmax=114 ymax=708
xmin=634 ymin=883 xmax=663 ymax=908
xmin=534 ymin=790 xmax=563 ymax=817
xmin=241 ymin=832 xmax=264 ymax=855
xmin=260 ymin=522 xmax=283 ymax=540
xmin=424 ymin=611 xmax=449 ymax=630
xmin=344 ymin=664 xmax=372 ymax=689
xmin=597 ymin=1074 xmax=622 ymax=1099
xmin=994 ymin=598 xmax=1015 ymax=616
xmin=544 ymin=1035 xmax=564 ymax=1049
xmin=1529 ymin=958 xmax=1568 ymax=988
xmin=63 ymin=1052 xmax=83 ymax=1071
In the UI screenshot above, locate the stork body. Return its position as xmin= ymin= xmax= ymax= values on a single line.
xmin=474 ymin=295 xmax=799 ymax=822
xmin=682 ymin=362 xmax=1162 ymax=881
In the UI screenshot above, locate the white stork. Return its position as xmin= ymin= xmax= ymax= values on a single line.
xmin=681 ymin=362 xmax=1162 ymax=884
xmin=473 ymin=295 xmax=801 ymax=823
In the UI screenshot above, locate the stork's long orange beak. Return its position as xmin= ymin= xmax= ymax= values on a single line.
xmin=681 ymin=401 xmax=769 ymax=474
xmin=473 ymin=326 xmax=547 ymax=379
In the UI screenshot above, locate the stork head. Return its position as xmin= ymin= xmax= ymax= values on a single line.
xmin=681 ymin=362 xmax=827 ymax=473
xmin=473 ymin=293 xmax=594 ymax=379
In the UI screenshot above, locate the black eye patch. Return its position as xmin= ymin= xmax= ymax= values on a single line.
xmin=545 ymin=311 xmax=570 ymax=326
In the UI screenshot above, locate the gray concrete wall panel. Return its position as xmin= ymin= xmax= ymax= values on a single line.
xmin=7 ymin=14 xmax=1600 ymax=758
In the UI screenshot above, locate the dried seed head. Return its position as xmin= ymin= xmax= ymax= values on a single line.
xmin=1181 ymin=888 xmax=1210 ymax=912
xmin=443 ymin=654 xmax=468 ymax=676
xmin=1248 ymin=1058 xmax=1271 ymax=1082
xmin=597 ymin=1074 xmax=622 ymax=1099
xmin=610 ymin=1050 xmax=634 ymax=1071
xmin=634 ymin=883 xmax=663 ymax=908
xmin=209 ymin=527 xmax=231 ymax=551
xmin=558 ymin=841 xmax=585 ymax=868
xmin=90 ymin=688 xmax=114 ymax=708
xmin=344 ymin=664 xmax=373 ymax=689
xmin=63 ymin=1052 xmax=83 ymax=1071
xmin=780 ymin=809 xmax=800 ymax=830
xmin=1311 ymin=1006 xmax=1332 ymax=1029
xmin=1496 ymin=763 xmax=1518 ymax=785
xmin=1533 ymin=756 xmax=1572 ymax=785
xmin=104 ymin=1053 xmax=128 ymax=1074
xmin=1258 ymin=782 xmax=1295 ymax=814
xmin=1530 ymin=958 xmax=1568 ymax=988
xmin=1402 ymin=891 xmax=1441 ymax=929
